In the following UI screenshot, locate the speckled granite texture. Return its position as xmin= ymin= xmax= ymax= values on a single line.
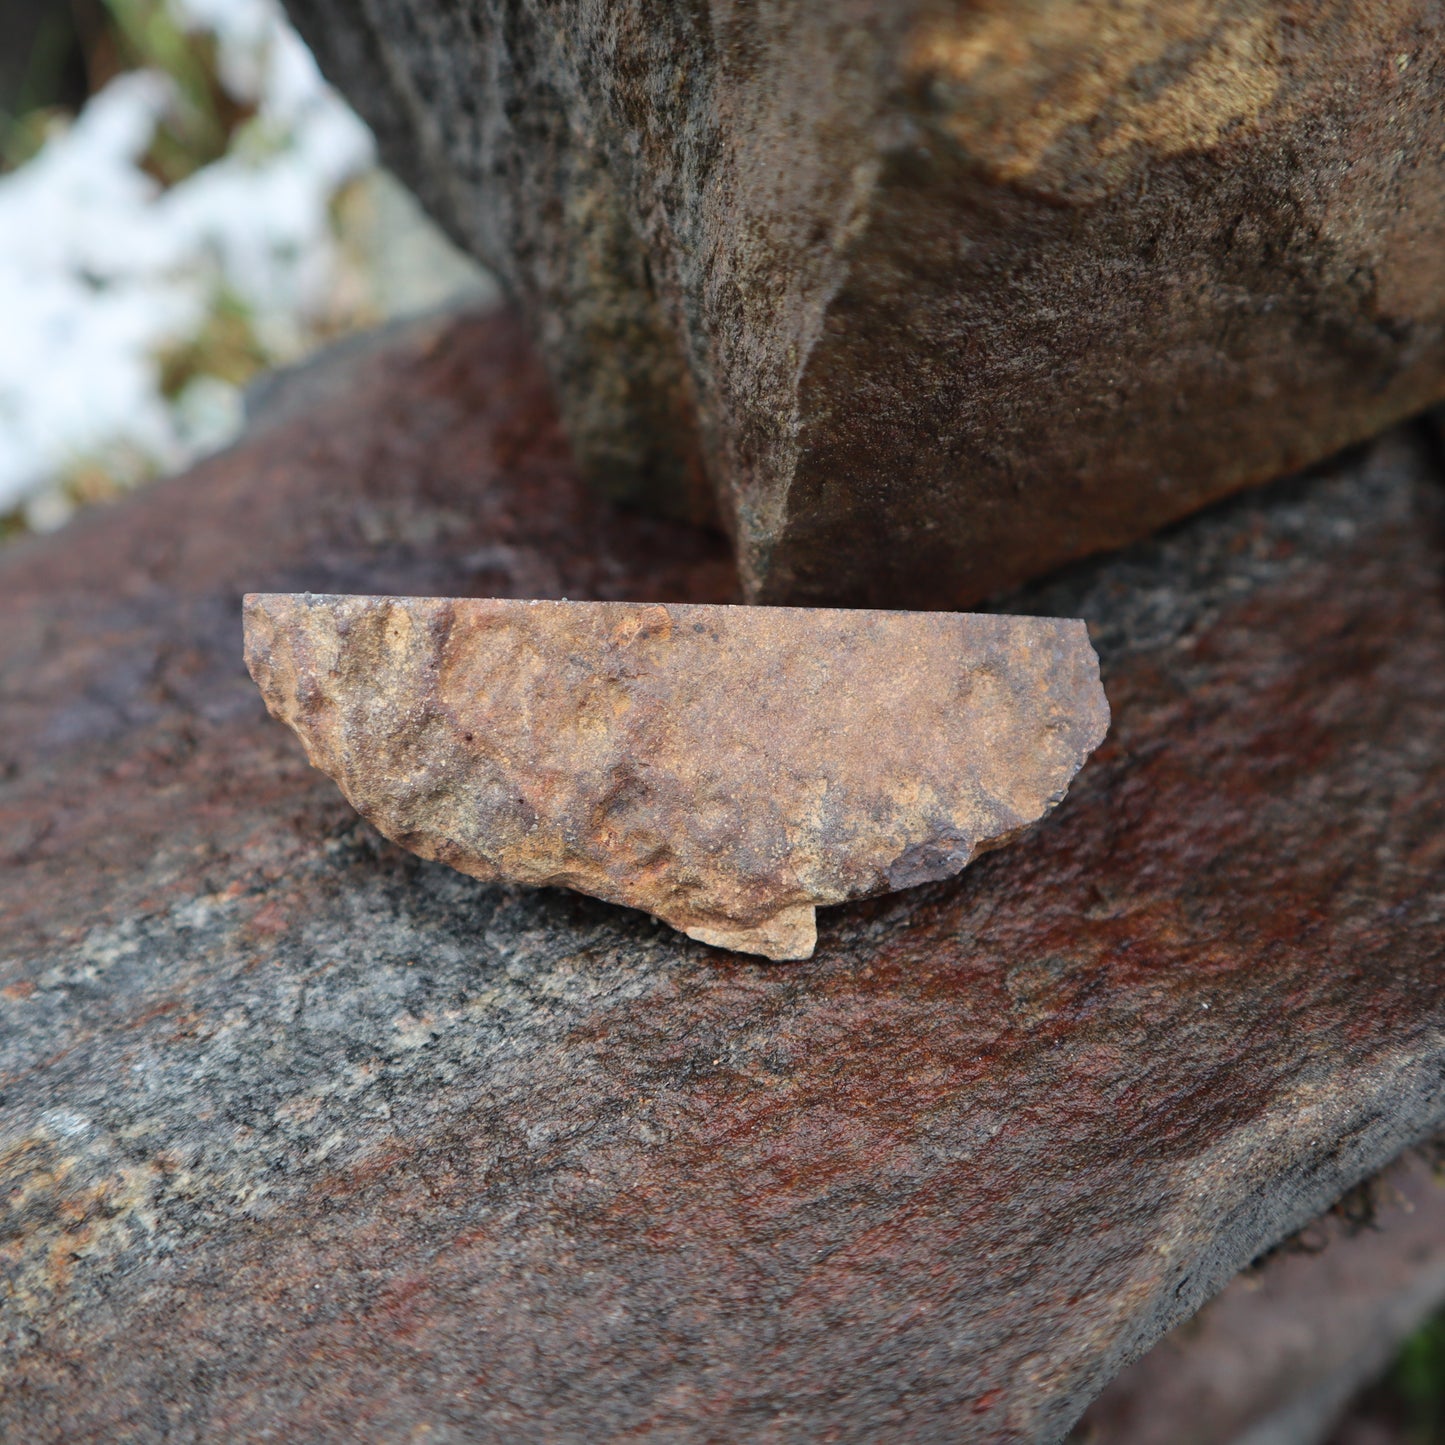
xmin=3 ymin=309 xmax=1444 ymax=1443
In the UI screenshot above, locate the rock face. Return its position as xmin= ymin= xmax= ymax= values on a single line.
xmin=282 ymin=0 xmax=1445 ymax=606
xmin=4 ymin=310 xmax=1445 ymax=1443
xmin=1078 ymin=1140 xmax=1445 ymax=1445
xmin=244 ymin=595 xmax=1108 ymax=959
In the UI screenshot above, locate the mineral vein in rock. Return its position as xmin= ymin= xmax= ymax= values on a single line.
xmin=243 ymin=596 xmax=1109 ymax=959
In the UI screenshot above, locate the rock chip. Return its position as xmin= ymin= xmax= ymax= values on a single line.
xmin=243 ymin=595 xmax=1108 ymax=959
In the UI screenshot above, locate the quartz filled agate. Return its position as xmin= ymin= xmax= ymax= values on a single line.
xmin=243 ymin=595 xmax=1108 ymax=959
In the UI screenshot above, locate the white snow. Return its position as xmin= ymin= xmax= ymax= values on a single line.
xmin=0 ymin=0 xmax=376 ymax=524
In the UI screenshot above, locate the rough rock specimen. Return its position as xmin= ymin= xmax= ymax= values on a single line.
xmin=243 ymin=595 xmax=1108 ymax=959
xmin=6 ymin=310 xmax=1445 ymax=1443
xmin=282 ymin=0 xmax=1445 ymax=606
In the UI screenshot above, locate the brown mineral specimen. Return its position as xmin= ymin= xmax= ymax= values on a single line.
xmin=242 ymin=595 xmax=1108 ymax=959
xmin=282 ymin=0 xmax=1445 ymax=606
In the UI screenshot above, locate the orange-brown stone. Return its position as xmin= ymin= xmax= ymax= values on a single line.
xmin=244 ymin=595 xmax=1107 ymax=959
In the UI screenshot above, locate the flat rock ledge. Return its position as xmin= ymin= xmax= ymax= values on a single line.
xmin=244 ymin=595 xmax=1107 ymax=959
xmin=2 ymin=310 xmax=1444 ymax=1443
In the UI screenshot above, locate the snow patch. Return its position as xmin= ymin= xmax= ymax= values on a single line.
xmin=0 ymin=0 xmax=375 ymax=522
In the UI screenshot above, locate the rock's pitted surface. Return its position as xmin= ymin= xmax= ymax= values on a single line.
xmin=244 ymin=595 xmax=1107 ymax=959
xmin=283 ymin=0 xmax=1445 ymax=606
xmin=3 ymin=311 xmax=1445 ymax=1443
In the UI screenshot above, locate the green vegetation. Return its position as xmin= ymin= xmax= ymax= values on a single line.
xmin=156 ymin=288 xmax=269 ymax=399
xmin=1379 ymin=1312 xmax=1445 ymax=1443
xmin=1 ymin=1 xmax=251 ymax=179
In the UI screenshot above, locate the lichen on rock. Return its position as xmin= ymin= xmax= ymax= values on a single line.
xmin=244 ymin=594 xmax=1108 ymax=959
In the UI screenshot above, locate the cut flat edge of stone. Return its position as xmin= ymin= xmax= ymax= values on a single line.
xmin=243 ymin=594 xmax=1109 ymax=961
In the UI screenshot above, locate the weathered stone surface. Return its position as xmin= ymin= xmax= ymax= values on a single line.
xmin=245 ymin=594 xmax=1107 ymax=959
xmin=1076 ymin=1141 xmax=1445 ymax=1445
xmin=3 ymin=310 xmax=1445 ymax=1442
xmin=283 ymin=0 xmax=1445 ymax=606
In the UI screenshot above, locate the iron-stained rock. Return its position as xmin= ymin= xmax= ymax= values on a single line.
xmin=243 ymin=595 xmax=1108 ymax=959
xmin=1081 ymin=1141 xmax=1445 ymax=1445
xmin=6 ymin=311 xmax=1445 ymax=1443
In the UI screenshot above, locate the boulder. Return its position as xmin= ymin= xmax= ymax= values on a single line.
xmin=3 ymin=309 xmax=1445 ymax=1442
xmin=283 ymin=1 xmax=1445 ymax=605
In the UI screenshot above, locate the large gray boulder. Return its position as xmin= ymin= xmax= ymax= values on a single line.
xmin=284 ymin=1 xmax=1445 ymax=605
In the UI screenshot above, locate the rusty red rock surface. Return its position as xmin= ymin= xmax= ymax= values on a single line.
xmin=2 ymin=310 xmax=1444 ymax=1443
xmin=244 ymin=594 xmax=1107 ymax=958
